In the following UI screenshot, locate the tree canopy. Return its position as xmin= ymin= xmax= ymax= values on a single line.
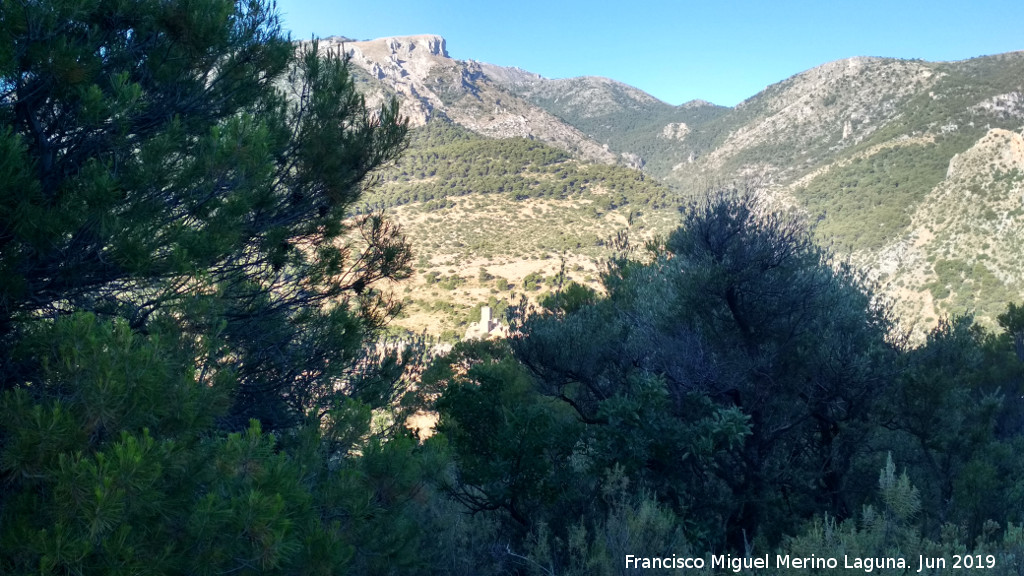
xmin=4 ymin=3 xmax=1024 ymax=573
xmin=0 ymin=1 xmax=436 ymax=573
xmin=0 ymin=0 xmax=412 ymax=428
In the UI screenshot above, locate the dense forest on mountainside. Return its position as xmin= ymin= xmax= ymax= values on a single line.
xmin=3 ymin=3 xmax=1024 ymax=575
xmin=798 ymin=136 xmax=972 ymax=251
xmin=792 ymin=53 xmax=1024 ymax=252
xmin=360 ymin=119 xmax=674 ymax=212
xmin=504 ymin=79 xmax=732 ymax=177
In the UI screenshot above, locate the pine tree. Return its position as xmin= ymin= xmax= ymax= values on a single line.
xmin=0 ymin=2 xmax=436 ymax=573
xmin=0 ymin=0 xmax=411 ymax=427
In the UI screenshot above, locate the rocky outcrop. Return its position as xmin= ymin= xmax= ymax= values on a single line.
xmin=319 ymin=35 xmax=452 ymax=125
xmin=865 ymin=129 xmax=1024 ymax=333
xmin=692 ymin=57 xmax=939 ymax=182
xmin=661 ymin=122 xmax=690 ymax=140
xmin=324 ymin=35 xmax=617 ymax=164
xmin=971 ymin=91 xmax=1024 ymax=120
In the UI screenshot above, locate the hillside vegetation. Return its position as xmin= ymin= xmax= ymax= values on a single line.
xmin=5 ymin=8 xmax=1024 ymax=576
xmin=362 ymin=120 xmax=680 ymax=338
xmin=496 ymin=75 xmax=732 ymax=176
xmin=362 ymin=120 xmax=672 ymax=210
xmin=338 ymin=37 xmax=1024 ymax=332
xmin=797 ymin=135 xmax=972 ymax=251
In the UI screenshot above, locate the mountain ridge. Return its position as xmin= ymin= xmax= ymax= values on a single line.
xmin=323 ymin=33 xmax=1024 ymax=335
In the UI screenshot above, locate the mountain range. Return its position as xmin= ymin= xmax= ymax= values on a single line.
xmin=317 ymin=34 xmax=1024 ymax=338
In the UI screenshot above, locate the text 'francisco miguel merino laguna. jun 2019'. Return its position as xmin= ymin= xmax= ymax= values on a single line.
xmin=624 ymin=553 xmax=998 ymax=572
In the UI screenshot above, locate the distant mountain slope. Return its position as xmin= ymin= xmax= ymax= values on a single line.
xmin=322 ymin=35 xmax=620 ymax=165
xmin=485 ymin=70 xmax=731 ymax=175
xmin=361 ymin=120 xmax=678 ymax=339
xmin=759 ymin=53 xmax=1024 ymax=327
xmin=860 ymin=128 xmax=1024 ymax=329
xmin=321 ymin=34 xmax=1024 ymax=333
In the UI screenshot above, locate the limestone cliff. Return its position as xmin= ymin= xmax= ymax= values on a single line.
xmin=319 ymin=35 xmax=618 ymax=164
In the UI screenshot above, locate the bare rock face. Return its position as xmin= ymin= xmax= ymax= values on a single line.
xmin=340 ymin=34 xmax=449 ymax=73
xmin=326 ymin=35 xmax=617 ymax=164
xmin=971 ymin=91 xmax=1024 ymax=119
xmin=692 ymin=57 xmax=940 ymax=183
xmin=661 ymin=122 xmax=690 ymax=141
xmin=619 ymin=151 xmax=645 ymax=170
xmin=319 ymin=35 xmax=453 ymax=125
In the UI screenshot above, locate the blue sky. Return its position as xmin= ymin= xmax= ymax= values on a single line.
xmin=273 ymin=0 xmax=1024 ymax=107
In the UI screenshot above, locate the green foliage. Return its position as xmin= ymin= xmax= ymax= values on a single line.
xmin=437 ymin=274 xmax=465 ymax=291
xmin=997 ymin=302 xmax=1024 ymax=361
xmin=522 ymin=271 xmax=546 ymax=291
xmin=501 ymin=192 xmax=895 ymax=548
xmin=420 ymin=191 xmax=1024 ymax=573
xmin=877 ymin=315 xmax=1024 ymax=537
xmin=432 ymin=341 xmax=582 ymax=525
xmin=0 ymin=2 xmax=440 ymax=573
xmin=540 ymin=281 xmax=597 ymax=314
xmin=6 ymin=10 xmax=1024 ymax=570
xmin=781 ymin=455 xmax=1024 ymax=576
xmin=361 ymin=118 xmax=673 ymax=211
xmin=515 ymin=466 xmax=693 ymax=576
xmin=780 ymin=456 xmax=927 ymax=576
xmin=430 ymin=340 xmax=705 ymax=574
xmin=661 ymin=192 xmax=896 ymax=543
xmin=0 ymin=313 xmax=440 ymax=575
xmin=797 ymin=137 xmax=973 ymax=251
xmin=0 ymin=0 xmax=414 ymax=429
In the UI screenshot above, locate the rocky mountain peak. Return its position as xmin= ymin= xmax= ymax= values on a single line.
xmin=325 ymin=34 xmax=456 ymax=126
xmin=333 ymin=34 xmax=619 ymax=163
xmin=381 ymin=34 xmax=448 ymax=58
xmin=680 ymin=99 xmax=717 ymax=109
xmin=342 ymin=34 xmax=451 ymax=78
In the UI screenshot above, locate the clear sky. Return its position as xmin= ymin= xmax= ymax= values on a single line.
xmin=273 ymin=0 xmax=1024 ymax=107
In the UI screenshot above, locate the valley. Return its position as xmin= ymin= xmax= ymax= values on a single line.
xmin=329 ymin=34 xmax=1024 ymax=338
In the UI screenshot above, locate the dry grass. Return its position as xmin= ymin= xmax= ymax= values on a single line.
xmin=385 ymin=194 xmax=679 ymax=337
